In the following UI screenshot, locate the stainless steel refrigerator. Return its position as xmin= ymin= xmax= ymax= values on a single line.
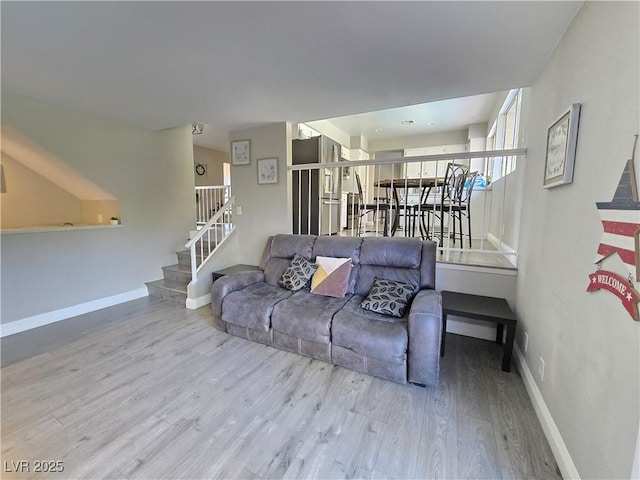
xmin=292 ymin=135 xmax=342 ymax=235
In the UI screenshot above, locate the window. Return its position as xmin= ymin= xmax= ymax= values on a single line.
xmin=223 ymin=162 xmax=231 ymax=186
xmin=487 ymin=88 xmax=522 ymax=181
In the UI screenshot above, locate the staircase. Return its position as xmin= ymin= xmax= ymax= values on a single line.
xmin=146 ymin=196 xmax=235 ymax=306
xmin=146 ymin=240 xmax=218 ymax=304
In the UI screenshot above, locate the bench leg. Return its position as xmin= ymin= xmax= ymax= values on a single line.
xmin=496 ymin=323 xmax=504 ymax=345
xmin=502 ymin=324 xmax=516 ymax=372
xmin=441 ymin=312 xmax=448 ymax=357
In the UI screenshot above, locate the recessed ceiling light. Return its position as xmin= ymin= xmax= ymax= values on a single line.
xmin=401 ymin=120 xmax=414 ymax=125
xmin=426 ymin=121 xmax=436 ymax=126
xmin=373 ymin=128 xmax=383 ymax=133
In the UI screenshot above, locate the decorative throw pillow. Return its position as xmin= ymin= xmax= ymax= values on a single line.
xmin=310 ymin=256 xmax=352 ymax=298
xmin=278 ymin=254 xmax=318 ymax=291
xmin=360 ymin=277 xmax=416 ymax=317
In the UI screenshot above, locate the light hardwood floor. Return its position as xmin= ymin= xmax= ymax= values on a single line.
xmin=1 ymin=297 xmax=560 ymax=480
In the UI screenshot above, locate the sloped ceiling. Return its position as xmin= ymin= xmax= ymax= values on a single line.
xmin=1 ymin=126 xmax=116 ymax=200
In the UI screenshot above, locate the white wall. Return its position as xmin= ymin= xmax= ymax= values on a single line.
xmin=303 ymin=119 xmax=351 ymax=148
xmin=1 ymin=152 xmax=85 ymax=228
xmin=369 ymin=129 xmax=469 ymax=153
xmin=230 ymin=123 xmax=291 ymax=266
xmin=516 ymin=3 xmax=639 ymax=478
xmin=488 ymin=167 xmax=524 ymax=254
xmin=193 ymin=145 xmax=227 ymax=186
xmin=1 ymin=94 xmax=196 ymax=324
xmin=437 ymin=264 xmax=517 ymax=340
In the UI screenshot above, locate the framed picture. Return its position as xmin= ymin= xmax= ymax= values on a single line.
xmin=231 ymin=139 xmax=251 ymax=166
xmin=257 ymin=157 xmax=278 ymax=184
xmin=543 ymin=103 xmax=581 ymax=188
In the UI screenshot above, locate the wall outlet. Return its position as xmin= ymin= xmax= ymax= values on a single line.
xmin=236 ymin=206 xmax=243 ymax=215
xmin=538 ymin=357 xmax=545 ymax=381
xmin=523 ymin=332 xmax=529 ymax=353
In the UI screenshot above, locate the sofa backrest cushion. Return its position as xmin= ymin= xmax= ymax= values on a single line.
xmin=355 ymin=237 xmax=423 ymax=296
xmin=260 ymin=234 xmax=437 ymax=293
xmin=260 ymin=236 xmax=275 ymax=270
xmin=312 ymin=236 xmax=363 ymax=294
xmin=419 ymin=241 xmax=437 ymax=290
xmin=263 ymin=234 xmax=317 ymax=286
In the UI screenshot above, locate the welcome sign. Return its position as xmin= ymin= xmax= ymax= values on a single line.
xmin=587 ymin=270 xmax=639 ymax=320
xmin=587 ymin=136 xmax=640 ymax=321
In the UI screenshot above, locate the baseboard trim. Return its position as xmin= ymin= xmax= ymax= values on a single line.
xmin=446 ymin=318 xmax=496 ymax=341
xmin=513 ymin=344 xmax=581 ymax=479
xmin=487 ymin=232 xmax=518 ymax=267
xmin=186 ymin=294 xmax=212 ymax=310
xmin=0 ymin=288 xmax=149 ymax=338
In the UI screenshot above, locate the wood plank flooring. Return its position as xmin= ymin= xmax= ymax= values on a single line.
xmin=1 ymin=297 xmax=560 ymax=480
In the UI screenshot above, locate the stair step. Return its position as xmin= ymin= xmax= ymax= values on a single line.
xmin=146 ymin=279 xmax=187 ymax=305
xmin=177 ymin=250 xmax=202 ymax=267
xmin=162 ymin=264 xmax=192 ymax=283
xmin=176 ymin=248 xmax=217 ymax=266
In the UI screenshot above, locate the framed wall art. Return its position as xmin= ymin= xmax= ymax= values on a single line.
xmin=231 ymin=139 xmax=251 ymax=166
xmin=257 ymin=157 xmax=278 ymax=184
xmin=543 ymin=103 xmax=581 ymax=188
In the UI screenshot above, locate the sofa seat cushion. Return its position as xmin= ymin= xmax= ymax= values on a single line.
xmin=271 ymin=290 xmax=352 ymax=344
xmin=332 ymin=295 xmax=408 ymax=365
xmin=222 ymin=282 xmax=292 ymax=332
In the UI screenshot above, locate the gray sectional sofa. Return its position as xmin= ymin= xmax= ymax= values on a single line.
xmin=210 ymin=234 xmax=442 ymax=386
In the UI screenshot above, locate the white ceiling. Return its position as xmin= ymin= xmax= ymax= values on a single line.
xmin=309 ymin=91 xmax=504 ymax=142
xmin=1 ymin=2 xmax=582 ymax=152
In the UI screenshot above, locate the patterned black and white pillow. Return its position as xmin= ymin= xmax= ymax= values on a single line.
xmin=360 ymin=277 xmax=416 ymax=317
xmin=278 ymin=254 xmax=318 ymax=291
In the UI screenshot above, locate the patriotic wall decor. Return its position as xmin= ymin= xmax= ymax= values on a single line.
xmin=588 ymin=135 xmax=640 ymax=321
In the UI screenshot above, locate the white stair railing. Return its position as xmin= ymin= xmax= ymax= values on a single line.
xmin=185 ymin=196 xmax=235 ymax=281
xmin=196 ymin=186 xmax=231 ymax=225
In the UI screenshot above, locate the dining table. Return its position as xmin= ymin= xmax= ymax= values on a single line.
xmin=374 ymin=177 xmax=445 ymax=237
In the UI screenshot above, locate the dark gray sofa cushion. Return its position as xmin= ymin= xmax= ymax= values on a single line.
xmin=360 ymin=237 xmax=422 ymax=267
xmin=271 ymin=290 xmax=351 ymax=344
xmin=355 ymin=237 xmax=423 ymax=296
xmin=332 ymin=295 xmax=408 ymax=365
xmin=419 ymin=241 xmax=437 ymax=290
xmin=222 ymin=282 xmax=292 ymax=332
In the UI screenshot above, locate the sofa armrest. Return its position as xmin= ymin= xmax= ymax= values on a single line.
xmin=211 ymin=271 xmax=265 ymax=320
xmin=407 ymin=289 xmax=442 ymax=386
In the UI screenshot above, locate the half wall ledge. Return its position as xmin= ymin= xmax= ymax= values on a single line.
xmin=0 ymin=224 xmax=123 ymax=235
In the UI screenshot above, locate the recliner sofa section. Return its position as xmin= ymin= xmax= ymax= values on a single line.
xmin=210 ymin=234 xmax=442 ymax=386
